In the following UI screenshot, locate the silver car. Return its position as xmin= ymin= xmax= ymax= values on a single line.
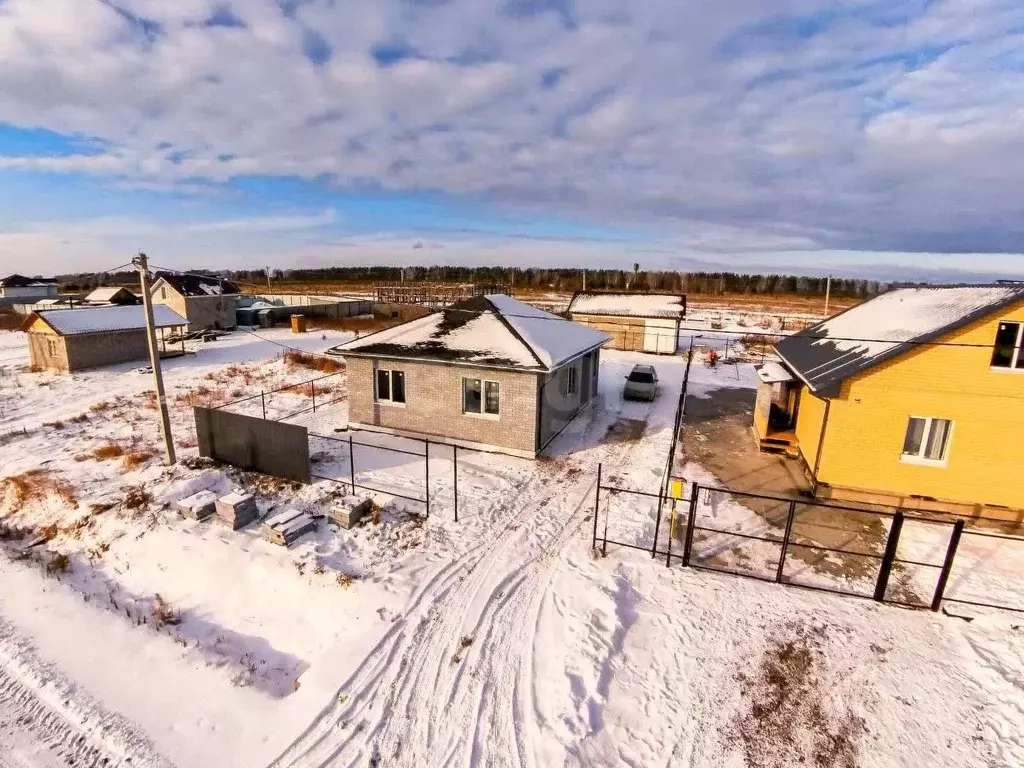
xmin=624 ymin=364 xmax=658 ymax=401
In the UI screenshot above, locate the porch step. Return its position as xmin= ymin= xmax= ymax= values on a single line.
xmin=759 ymin=435 xmax=800 ymax=459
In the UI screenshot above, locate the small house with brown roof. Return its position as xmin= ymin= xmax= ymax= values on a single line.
xmin=150 ymin=272 xmax=240 ymax=331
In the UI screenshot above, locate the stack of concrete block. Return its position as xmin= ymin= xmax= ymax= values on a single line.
xmin=328 ymin=496 xmax=373 ymax=529
xmin=215 ymin=490 xmax=259 ymax=530
xmin=176 ymin=490 xmax=217 ymax=521
xmin=261 ymin=508 xmax=316 ymax=547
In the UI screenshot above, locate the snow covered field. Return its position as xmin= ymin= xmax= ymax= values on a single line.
xmin=0 ymin=328 xmax=1022 ymax=767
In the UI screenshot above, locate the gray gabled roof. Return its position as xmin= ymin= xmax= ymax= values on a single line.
xmin=33 ymin=305 xmax=188 ymax=336
xmin=329 ymin=294 xmax=610 ymax=371
xmin=777 ymin=284 xmax=1024 ymax=396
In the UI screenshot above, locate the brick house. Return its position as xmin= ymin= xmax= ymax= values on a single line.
xmin=150 ymin=272 xmax=240 ymax=332
xmin=754 ymin=284 xmax=1024 ymax=519
xmin=567 ymin=291 xmax=686 ymax=354
xmin=23 ymin=305 xmax=188 ymax=373
xmin=328 ymin=294 xmax=611 ymax=457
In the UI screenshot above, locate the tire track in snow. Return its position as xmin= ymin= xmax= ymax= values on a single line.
xmin=272 ymin=397 xmax=660 ymax=768
xmin=0 ymin=616 xmax=173 ymax=768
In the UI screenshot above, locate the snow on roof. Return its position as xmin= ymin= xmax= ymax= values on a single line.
xmin=36 ymin=305 xmax=188 ymax=335
xmin=756 ymin=361 xmax=795 ymax=384
xmin=568 ymin=292 xmax=686 ymax=318
xmin=331 ymin=294 xmax=610 ymax=371
xmin=777 ymin=285 xmax=1024 ymax=395
xmin=154 ymin=272 xmax=239 ymax=297
xmin=85 ymin=286 xmax=134 ymax=303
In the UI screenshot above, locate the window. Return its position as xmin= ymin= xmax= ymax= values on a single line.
xmin=991 ymin=322 xmax=1024 ymax=369
xmin=565 ymin=366 xmax=578 ymax=396
xmin=901 ymin=417 xmax=952 ymax=463
xmin=375 ymin=369 xmax=405 ymax=404
xmin=46 ymin=337 xmax=59 ymax=356
xmin=463 ymin=378 xmax=499 ymax=416
xmin=160 ymin=286 xmax=167 ymax=300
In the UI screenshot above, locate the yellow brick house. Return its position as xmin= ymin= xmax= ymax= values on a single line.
xmin=753 ymin=284 xmax=1024 ymax=519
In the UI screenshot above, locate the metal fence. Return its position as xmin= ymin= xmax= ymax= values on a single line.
xmin=592 ymin=477 xmax=1024 ymax=615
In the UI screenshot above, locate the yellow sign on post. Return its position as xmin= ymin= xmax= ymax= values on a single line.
xmin=668 ymin=478 xmax=685 ymax=500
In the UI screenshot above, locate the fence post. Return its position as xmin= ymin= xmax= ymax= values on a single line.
xmin=651 ymin=484 xmax=666 ymax=559
xmin=682 ymin=482 xmax=699 ymax=566
xmin=261 ymin=390 xmax=266 ymax=420
xmin=453 ymin=444 xmax=459 ymax=523
xmin=775 ymin=499 xmax=797 ymax=583
xmin=310 ymin=380 xmax=316 ymax=413
xmin=931 ymin=519 xmax=965 ymax=611
xmin=424 ymin=438 xmax=430 ymax=519
xmin=348 ymin=434 xmax=356 ymax=494
xmin=592 ymin=463 xmax=602 ymax=550
xmin=873 ymin=511 xmax=904 ymax=602
xmin=665 ymin=499 xmax=675 ymax=568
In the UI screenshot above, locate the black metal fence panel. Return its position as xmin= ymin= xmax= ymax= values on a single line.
xmin=195 ymin=406 xmax=311 ymax=484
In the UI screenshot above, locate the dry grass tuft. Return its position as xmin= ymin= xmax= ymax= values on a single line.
xmin=151 ymin=594 xmax=180 ymax=626
xmin=175 ymin=385 xmax=224 ymax=408
xmin=2 ymin=470 xmax=77 ymax=511
xmin=89 ymin=401 xmax=111 ymax=413
xmin=42 ymin=420 xmax=65 ymax=430
xmin=0 ymin=310 xmax=23 ymax=332
xmin=45 ymin=551 xmax=70 ymax=575
xmin=122 ymin=485 xmax=152 ymax=510
xmin=68 ymin=413 xmax=89 ymax=423
xmin=283 ymin=350 xmax=344 ymax=374
xmin=91 ymin=442 xmax=126 ymax=461
xmin=122 ymin=450 xmax=155 ymax=471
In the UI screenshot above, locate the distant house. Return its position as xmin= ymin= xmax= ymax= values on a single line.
xmin=0 ymin=274 xmax=59 ymax=307
xmin=567 ymin=292 xmax=686 ymax=354
xmin=84 ymin=286 xmax=140 ymax=306
xmin=754 ymin=284 xmax=1024 ymax=518
xmin=150 ymin=272 xmax=240 ymax=331
xmin=328 ymin=294 xmax=610 ymax=457
xmin=23 ymin=305 xmax=188 ymax=373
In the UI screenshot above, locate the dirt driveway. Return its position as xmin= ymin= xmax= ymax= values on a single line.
xmin=680 ymin=386 xmax=894 ymax=584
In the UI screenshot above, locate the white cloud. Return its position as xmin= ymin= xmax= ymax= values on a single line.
xmin=0 ymin=0 xmax=1023 ymax=256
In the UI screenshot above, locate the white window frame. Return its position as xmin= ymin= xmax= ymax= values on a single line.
xmin=46 ymin=337 xmax=59 ymax=356
xmin=463 ymin=377 xmax=500 ymax=419
xmin=375 ymin=368 xmax=406 ymax=406
xmin=900 ymin=416 xmax=953 ymax=466
xmin=990 ymin=321 xmax=1024 ymax=372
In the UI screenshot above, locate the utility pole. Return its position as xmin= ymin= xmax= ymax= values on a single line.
xmin=583 ymin=268 xmax=587 ymax=292
xmin=133 ymin=252 xmax=176 ymax=465
xmin=266 ymin=266 xmax=272 ymax=292
xmin=824 ymin=275 xmax=832 ymax=316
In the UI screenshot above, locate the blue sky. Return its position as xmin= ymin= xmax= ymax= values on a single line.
xmin=1 ymin=0 xmax=1024 ymax=278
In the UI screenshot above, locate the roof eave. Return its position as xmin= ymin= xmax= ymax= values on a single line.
xmin=329 ymin=349 xmax=545 ymax=373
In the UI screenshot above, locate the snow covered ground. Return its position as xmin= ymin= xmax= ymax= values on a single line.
xmin=0 ymin=327 xmax=1022 ymax=767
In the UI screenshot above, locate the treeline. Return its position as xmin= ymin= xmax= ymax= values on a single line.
xmin=57 ymin=265 xmax=885 ymax=298
xmin=224 ymin=266 xmax=885 ymax=297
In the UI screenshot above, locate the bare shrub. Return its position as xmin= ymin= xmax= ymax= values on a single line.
xmin=336 ymin=573 xmax=356 ymax=588
xmin=89 ymin=401 xmax=111 ymax=413
xmin=42 ymin=420 xmax=65 ymax=430
xmin=69 ymin=413 xmax=89 ymax=423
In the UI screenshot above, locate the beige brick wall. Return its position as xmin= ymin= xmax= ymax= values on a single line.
xmin=152 ymin=281 xmax=237 ymax=331
xmin=346 ymin=356 xmax=540 ymax=454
